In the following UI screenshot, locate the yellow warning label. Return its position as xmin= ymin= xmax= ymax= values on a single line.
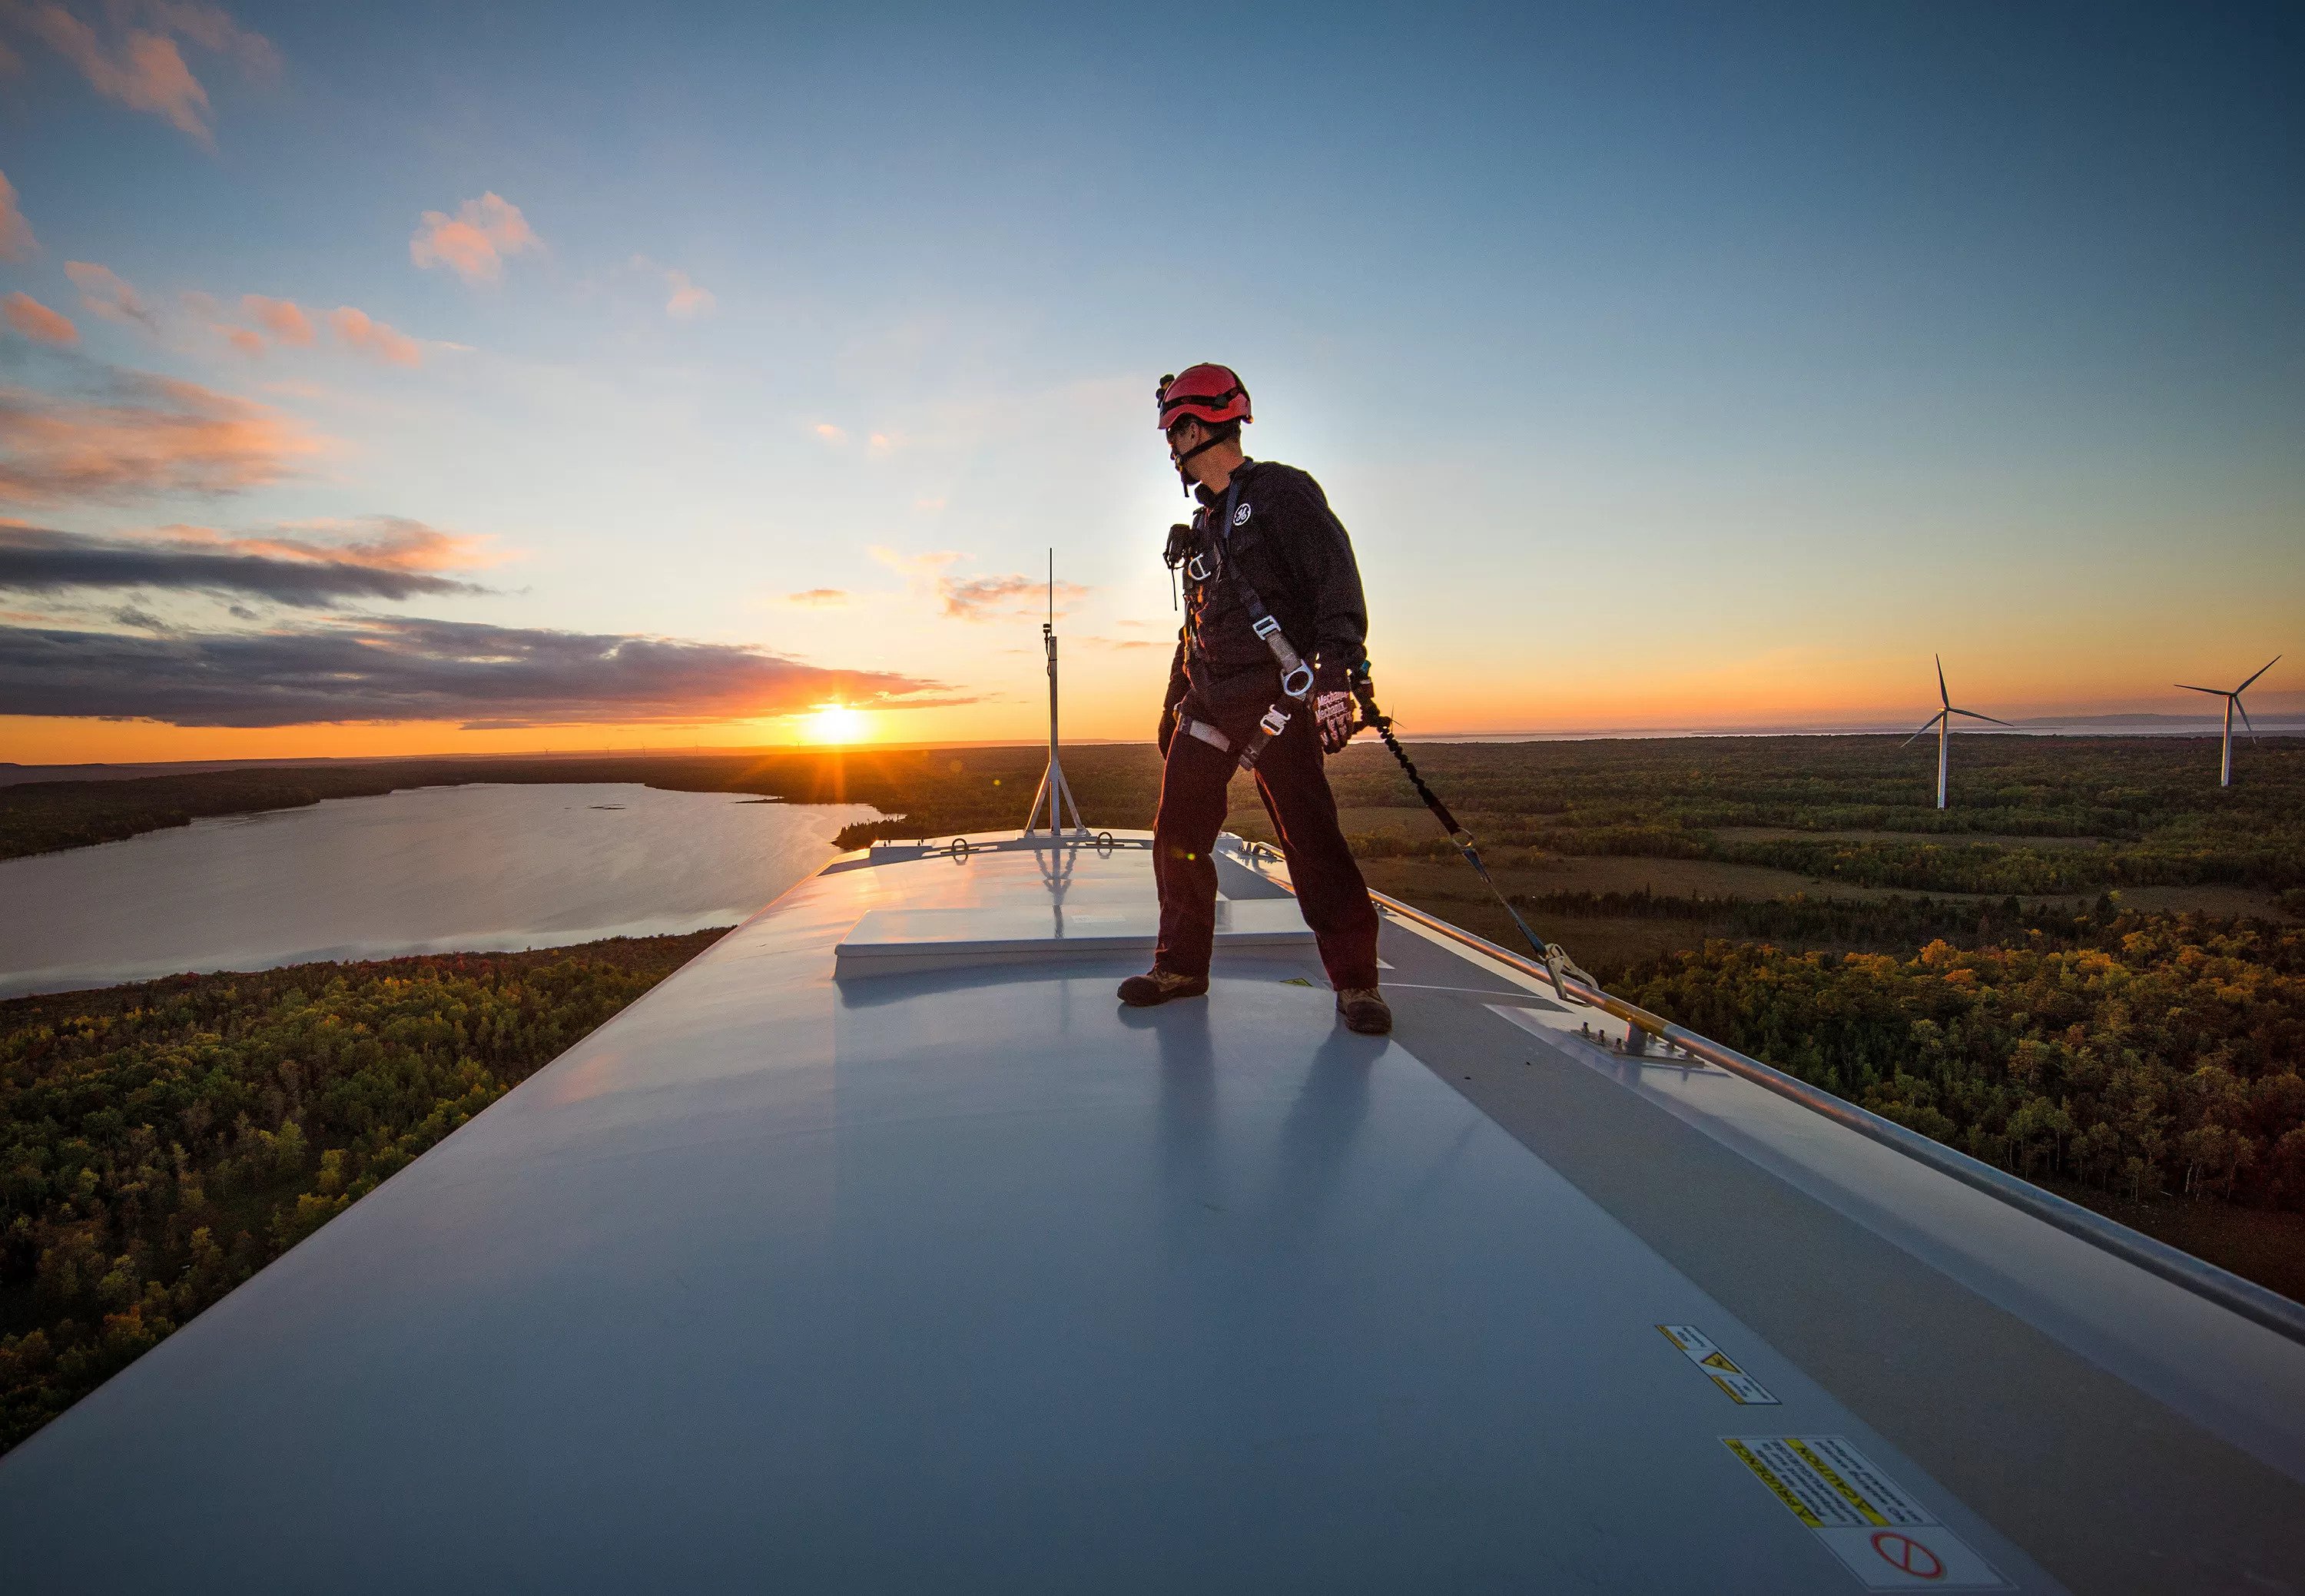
xmin=1657 ymin=1324 xmax=1779 ymax=1405
xmin=1791 ymin=1437 xmax=1889 ymax=1527
xmin=1723 ymin=1437 xmax=2009 ymax=1588
xmin=1725 ymin=1438 xmax=1824 ymax=1528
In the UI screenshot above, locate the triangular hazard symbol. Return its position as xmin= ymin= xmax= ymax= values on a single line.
xmin=1700 ymin=1351 xmax=1739 ymax=1371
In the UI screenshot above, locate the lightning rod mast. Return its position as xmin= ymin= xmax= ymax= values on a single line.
xmin=1023 ymin=548 xmax=1086 ymax=838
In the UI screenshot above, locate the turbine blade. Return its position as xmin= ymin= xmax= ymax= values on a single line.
xmin=2236 ymin=698 xmax=2257 ymax=738
xmin=2174 ymin=685 xmax=2226 ymax=696
xmin=2236 ymin=654 xmax=2281 ymax=693
xmin=1902 ymin=712 xmax=1943 ymax=748
xmin=1935 ymin=655 xmax=1948 ymax=708
xmin=1949 ymin=708 xmax=2011 ymax=726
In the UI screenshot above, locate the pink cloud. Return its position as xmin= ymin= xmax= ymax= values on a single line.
xmin=221 ymin=324 xmax=263 ymax=357
xmin=410 ymin=192 xmax=539 ymax=283
xmin=0 ymin=170 xmax=35 ymax=260
xmin=327 ymin=305 xmax=420 ymax=367
xmin=3 ymin=290 xmax=77 ymax=346
xmin=0 ymin=367 xmax=324 ymax=504
xmin=6 ymin=2 xmax=277 ymax=146
xmin=158 ymin=516 xmax=499 ymax=573
xmin=64 ymin=260 xmax=154 ymax=328
xmin=935 ymin=572 xmax=1090 ymax=622
xmin=785 ymin=587 xmax=849 ymax=608
xmin=664 ymin=267 xmax=715 ymax=319
xmin=140 ymin=2 xmax=280 ymax=78
xmin=240 ymin=293 xmax=313 ymax=346
xmin=16 ymin=5 xmax=212 ymax=144
xmin=864 ymin=546 xmax=1086 ymax=622
xmin=813 ymin=422 xmax=847 ymax=443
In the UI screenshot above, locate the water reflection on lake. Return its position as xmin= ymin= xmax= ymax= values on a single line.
xmin=0 ymin=783 xmax=877 ymax=998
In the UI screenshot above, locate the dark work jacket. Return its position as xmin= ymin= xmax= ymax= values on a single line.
xmin=1165 ymin=458 xmax=1370 ymax=715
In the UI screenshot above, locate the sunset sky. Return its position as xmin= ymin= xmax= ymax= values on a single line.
xmin=1 ymin=2 xmax=2300 ymax=763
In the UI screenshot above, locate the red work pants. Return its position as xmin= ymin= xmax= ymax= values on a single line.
xmin=1152 ymin=701 xmax=1381 ymax=990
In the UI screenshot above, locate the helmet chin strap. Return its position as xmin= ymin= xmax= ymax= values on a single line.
xmin=1169 ymin=430 xmax=1225 ymax=494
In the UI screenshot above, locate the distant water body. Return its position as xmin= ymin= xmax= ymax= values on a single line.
xmin=0 ymin=784 xmax=878 ymax=999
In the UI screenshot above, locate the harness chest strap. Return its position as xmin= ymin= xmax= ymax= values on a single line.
xmin=1187 ymin=476 xmax=1317 ymax=769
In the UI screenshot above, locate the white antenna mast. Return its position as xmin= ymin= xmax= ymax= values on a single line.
xmin=1023 ymin=547 xmax=1087 ymax=838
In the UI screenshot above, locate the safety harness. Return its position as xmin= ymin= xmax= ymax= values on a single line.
xmin=1166 ymin=470 xmax=1594 ymax=1004
xmin=1169 ymin=474 xmax=1316 ymax=771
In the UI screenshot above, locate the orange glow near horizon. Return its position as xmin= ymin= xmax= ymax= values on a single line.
xmin=3 ymin=656 xmax=2299 ymax=768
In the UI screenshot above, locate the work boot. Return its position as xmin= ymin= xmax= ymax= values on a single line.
xmin=1335 ymin=987 xmax=1392 ymax=1036
xmin=1118 ymin=968 xmax=1209 ymax=1007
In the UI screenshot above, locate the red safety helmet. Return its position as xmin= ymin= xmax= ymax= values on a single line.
xmin=1156 ymin=363 xmax=1252 ymax=432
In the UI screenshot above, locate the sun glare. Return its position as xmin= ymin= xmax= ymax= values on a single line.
xmin=805 ymin=704 xmax=867 ymax=745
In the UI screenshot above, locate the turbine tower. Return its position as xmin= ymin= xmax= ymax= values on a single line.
xmin=2176 ymin=655 xmax=2280 ymax=788
xmin=1904 ymin=655 xmax=2010 ymax=810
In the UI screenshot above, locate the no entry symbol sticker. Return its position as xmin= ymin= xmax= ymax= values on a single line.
xmin=1723 ymin=1435 xmax=2012 ymax=1588
xmin=1871 ymin=1531 xmax=1945 ymax=1580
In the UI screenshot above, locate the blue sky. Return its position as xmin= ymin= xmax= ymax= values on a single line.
xmin=1 ymin=1 xmax=2299 ymax=758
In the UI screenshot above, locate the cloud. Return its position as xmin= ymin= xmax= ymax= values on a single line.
xmin=410 ymin=192 xmax=539 ymax=284
xmin=868 ymin=432 xmax=893 ymax=453
xmin=664 ymin=267 xmax=714 ymax=320
xmin=935 ymin=572 xmax=1091 ymax=622
xmin=868 ymin=546 xmax=960 ymax=577
xmin=220 ymin=324 xmax=262 ymax=357
xmin=3 ymin=2 xmax=277 ymax=146
xmin=813 ymin=422 xmax=847 ymax=443
xmin=140 ymin=2 xmax=278 ymax=78
xmin=0 ymin=170 xmax=35 ymax=260
xmin=3 ymin=290 xmax=76 ymax=345
xmin=327 ymin=304 xmax=420 ymax=367
xmin=784 ymin=588 xmax=848 ymax=608
xmin=63 ymin=260 xmax=155 ymax=329
xmin=239 ymin=293 xmax=312 ymax=345
xmin=0 ymin=365 xmax=323 ymax=504
xmin=865 ymin=546 xmax=1089 ymax=623
xmin=0 ymin=614 xmax=959 ymax=727
xmin=0 ymin=519 xmax=490 ymax=606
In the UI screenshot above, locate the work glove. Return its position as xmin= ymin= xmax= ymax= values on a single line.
xmin=1312 ymin=659 xmax=1358 ymax=755
xmin=1157 ymin=703 xmax=1179 ymax=758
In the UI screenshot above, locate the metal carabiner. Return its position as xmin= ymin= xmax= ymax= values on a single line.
xmin=1282 ymin=664 xmax=1315 ymax=699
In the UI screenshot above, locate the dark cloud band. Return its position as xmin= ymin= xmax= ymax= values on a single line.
xmin=0 ymin=525 xmax=480 ymax=605
xmin=0 ymin=617 xmax=955 ymax=728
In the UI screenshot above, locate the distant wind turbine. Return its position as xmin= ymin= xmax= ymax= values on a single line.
xmin=1904 ymin=655 xmax=2010 ymax=810
xmin=2175 ymin=656 xmax=2280 ymax=788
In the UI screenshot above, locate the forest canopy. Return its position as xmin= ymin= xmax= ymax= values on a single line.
xmin=0 ymin=932 xmax=722 ymax=1455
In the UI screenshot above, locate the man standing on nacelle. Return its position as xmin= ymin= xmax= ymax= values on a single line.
xmin=1119 ymin=363 xmax=1391 ymax=1037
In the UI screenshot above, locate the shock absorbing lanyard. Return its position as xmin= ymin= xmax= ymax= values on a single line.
xmin=1175 ymin=477 xmax=1594 ymax=1003
xmin=1348 ymin=676 xmax=1596 ymax=1004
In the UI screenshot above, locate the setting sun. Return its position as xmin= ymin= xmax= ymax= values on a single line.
xmin=804 ymin=704 xmax=868 ymax=745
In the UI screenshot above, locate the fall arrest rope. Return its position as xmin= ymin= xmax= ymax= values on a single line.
xmin=1348 ymin=677 xmax=1597 ymax=1007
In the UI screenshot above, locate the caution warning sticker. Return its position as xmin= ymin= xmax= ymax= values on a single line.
xmin=1656 ymin=1323 xmax=1779 ymax=1405
xmin=1724 ymin=1435 xmax=2011 ymax=1589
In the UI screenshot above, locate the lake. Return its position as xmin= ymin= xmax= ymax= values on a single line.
xmin=0 ymin=783 xmax=878 ymax=998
